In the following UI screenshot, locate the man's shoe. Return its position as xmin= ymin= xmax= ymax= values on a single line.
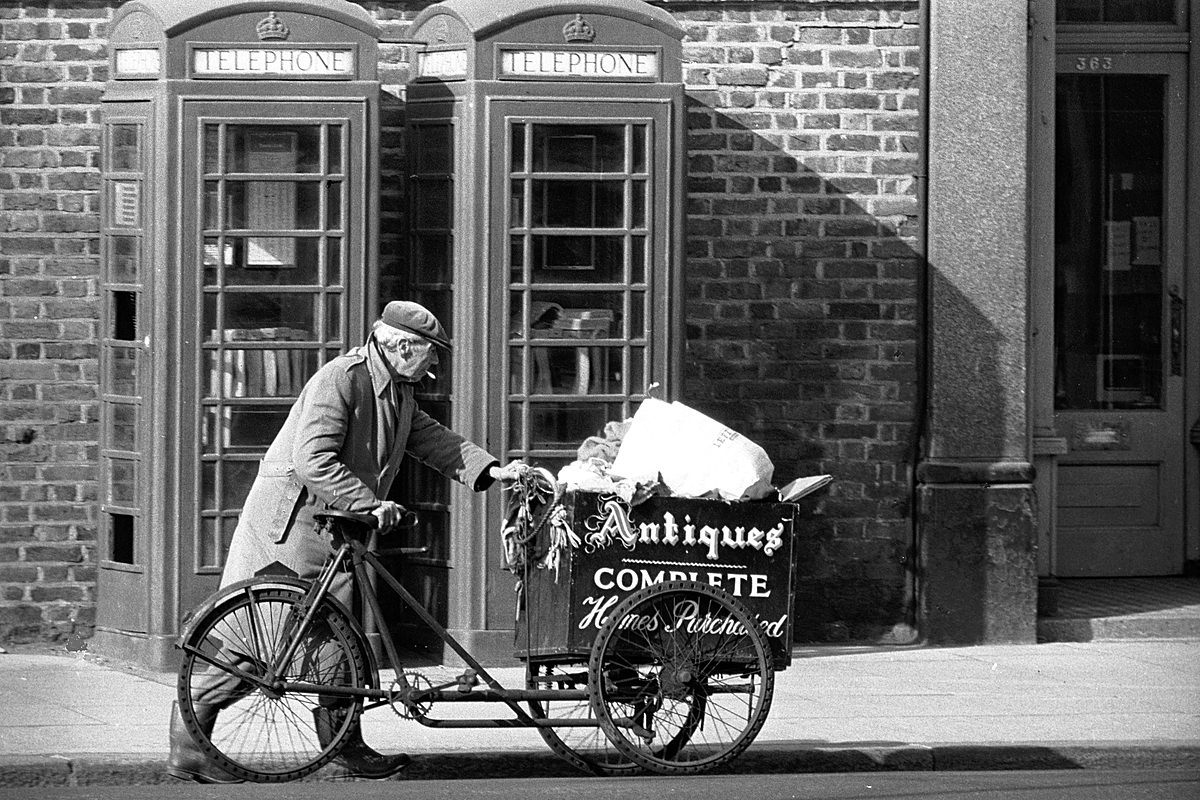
xmin=329 ymin=741 xmax=411 ymax=780
xmin=166 ymin=701 xmax=244 ymax=784
xmin=315 ymin=706 xmax=410 ymax=780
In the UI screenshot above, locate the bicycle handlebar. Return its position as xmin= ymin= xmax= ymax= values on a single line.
xmin=313 ymin=507 xmax=418 ymax=534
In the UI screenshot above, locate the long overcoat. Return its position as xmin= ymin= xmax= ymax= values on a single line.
xmin=220 ymin=343 xmax=498 ymax=602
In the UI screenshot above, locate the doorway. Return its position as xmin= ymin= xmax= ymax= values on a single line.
xmin=1042 ymin=3 xmax=1197 ymax=577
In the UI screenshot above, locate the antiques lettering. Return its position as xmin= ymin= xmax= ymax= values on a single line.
xmin=585 ymin=498 xmax=786 ymax=561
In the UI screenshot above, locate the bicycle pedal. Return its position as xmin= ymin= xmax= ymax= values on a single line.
xmin=455 ymin=668 xmax=479 ymax=692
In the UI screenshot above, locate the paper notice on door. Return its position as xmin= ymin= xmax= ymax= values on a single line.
xmin=1131 ymin=216 xmax=1161 ymax=266
xmin=1104 ymin=221 xmax=1131 ymax=271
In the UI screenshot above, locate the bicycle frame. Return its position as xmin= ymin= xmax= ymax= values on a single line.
xmin=262 ymin=525 xmax=600 ymax=730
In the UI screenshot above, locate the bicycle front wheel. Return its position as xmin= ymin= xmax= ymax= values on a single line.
xmin=177 ymin=583 xmax=368 ymax=782
xmin=588 ymin=581 xmax=774 ymax=774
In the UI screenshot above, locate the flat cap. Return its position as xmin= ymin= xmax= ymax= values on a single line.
xmin=380 ymin=300 xmax=451 ymax=350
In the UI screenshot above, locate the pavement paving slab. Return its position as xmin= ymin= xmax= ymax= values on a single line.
xmin=0 ymin=640 xmax=1196 ymax=784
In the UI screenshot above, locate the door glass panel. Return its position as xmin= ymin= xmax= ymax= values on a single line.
xmin=531 ymin=125 xmax=626 ymax=171
xmin=108 ymin=403 xmax=137 ymax=451
xmin=108 ymin=459 xmax=136 ymax=505
xmin=507 ymin=118 xmax=656 ymax=463
xmin=107 ymin=347 xmax=141 ymax=396
xmin=223 ymin=181 xmax=321 ymax=229
xmin=1055 ymin=74 xmax=1165 ymax=410
xmin=226 ymin=126 xmax=322 ymax=173
xmin=206 ymin=236 xmax=320 ymax=284
xmin=532 ymin=235 xmax=625 ymax=280
xmin=1056 ymin=0 xmax=1177 ymax=24
xmin=205 ymin=347 xmax=316 ymax=397
xmin=111 ymin=236 xmax=139 ymax=283
xmin=205 ymin=292 xmax=318 ymax=339
xmin=531 ymin=180 xmax=624 ymax=228
xmin=108 ymin=124 xmax=140 ymax=171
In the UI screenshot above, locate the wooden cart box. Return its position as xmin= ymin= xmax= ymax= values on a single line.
xmin=516 ymin=490 xmax=797 ymax=668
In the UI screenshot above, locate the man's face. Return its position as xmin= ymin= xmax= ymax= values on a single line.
xmin=376 ymin=328 xmax=439 ymax=381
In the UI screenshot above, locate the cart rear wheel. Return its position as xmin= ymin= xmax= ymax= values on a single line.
xmin=587 ymin=580 xmax=774 ymax=774
xmin=526 ymin=661 xmax=640 ymax=775
xmin=177 ymin=584 xmax=366 ymax=782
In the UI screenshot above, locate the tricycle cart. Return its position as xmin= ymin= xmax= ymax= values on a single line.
xmin=174 ymin=476 xmax=800 ymax=780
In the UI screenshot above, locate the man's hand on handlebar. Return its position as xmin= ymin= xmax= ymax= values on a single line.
xmin=489 ymin=460 xmax=532 ymax=484
xmin=371 ymin=500 xmax=415 ymax=531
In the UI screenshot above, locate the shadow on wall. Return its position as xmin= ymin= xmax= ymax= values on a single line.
xmin=682 ymin=98 xmax=1005 ymax=645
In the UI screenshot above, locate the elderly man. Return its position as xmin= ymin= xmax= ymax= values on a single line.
xmin=168 ymin=300 xmax=519 ymax=783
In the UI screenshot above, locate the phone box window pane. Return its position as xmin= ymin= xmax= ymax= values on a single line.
xmin=414 ymin=179 xmax=452 ymax=229
xmin=416 ymin=124 xmax=453 ymax=173
xmin=222 ymin=237 xmax=319 ymax=284
xmin=109 ymin=513 xmax=135 ymax=564
xmin=109 ymin=403 xmax=137 ymax=451
xmin=414 ymin=235 xmax=451 ymax=284
xmin=510 ymin=180 xmax=526 ymax=226
xmin=507 ymin=403 xmax=527 ymax=449
xmin=326 ymin=294 xmax=342 ymax=340
xmin=532 ymin=346 xmax=623 ymax=395
xmin=527 ymin=402 xmax=623 ymax=448
xmin=326 ymin=125 xmax=343 ymax=174
xmin=203 ymin=181 xmax=220 ymax=229
xmin=207 ymin=345 xmax=314 ymax=398
xmin=111 ymin=236 xmax=139 ymax=283
xmin=108 ymin=459 xmax=136 ymax=505
xmin=201 ymin=462 xmax=217 ymax=508
xmin=631 ymin=126 xmax=647 ymax=172
xmin=109 ymin=124 xmax=140 ymax=171
xmin=224 ymin=181 xmax=320 ymax=229
xmin=631 ymin=235 xmax=645 ymax=283
xmin=532 ymin=235 xmax=624 ymax=280
xmin=203 ymin=125 xmax=221 ymax=173
xmin=631 ymin=180 xmax=646 ymax=227
xmin=533 ymin=125 xmax=625 ymax=172
xmin=108 ymin=346 xmax=140 ymax=396
xmin=532 ymin=180 xmax=624 ymax=228
xmin=326 ymin=238 xmax=342 ymax=285
xmin=509 ymin=347 xmax=526 ymax=394
xmin=510 ymin=124 xmax=526 ymax=173
xmin=530 ymin=291 xmax=625 ymax=336
xmin=223 ymin=460 xmax=258 ymax=508
xmin=228 ymin=126 xmax=321 ymax=173
xmin=209 ymin=293 xmax=318 ymax=339
xmin=112 ymin=291 xmax=138 ymax=340
xmin=199 ymin=517 xmax=222 ymax=569
xmin=326 ymin=182 xmax=342 ymax=229
xmin=211 ymin=406 xmax=290 ymax=449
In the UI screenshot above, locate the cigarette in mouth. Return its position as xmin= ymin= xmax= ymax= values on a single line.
xmin=426 ymin=371 xmax=436 ymax=380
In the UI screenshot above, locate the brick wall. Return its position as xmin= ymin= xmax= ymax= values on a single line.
xmin=0 ymin=0 xmax=922 ymax=645
xmin=674 ymin=1 xmax=921 ymax=641
xmin=0 ymin=1 xmax=111 ymax=643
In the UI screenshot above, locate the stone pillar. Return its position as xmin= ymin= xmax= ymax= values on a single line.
xmin=920 ymin=1 xmax=1037 ymax=644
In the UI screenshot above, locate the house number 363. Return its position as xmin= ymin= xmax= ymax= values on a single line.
xmin=1074 ymin=56 xmax=1113 ymax=71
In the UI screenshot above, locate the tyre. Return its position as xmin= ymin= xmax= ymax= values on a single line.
xmin=176 ymin=583 xmax=368 ymax=782
xmin=526 ymin=660 xmax=640 ymax=775
xmin=587 ymin=580 xmax=774 ymax=774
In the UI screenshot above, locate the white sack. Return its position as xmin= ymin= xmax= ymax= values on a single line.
xmin=611 ymin=398 xmax=775 ymax=501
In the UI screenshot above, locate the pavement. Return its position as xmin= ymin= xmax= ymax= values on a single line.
xmin=0 ymin=638 xmax=1197 ymax=786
